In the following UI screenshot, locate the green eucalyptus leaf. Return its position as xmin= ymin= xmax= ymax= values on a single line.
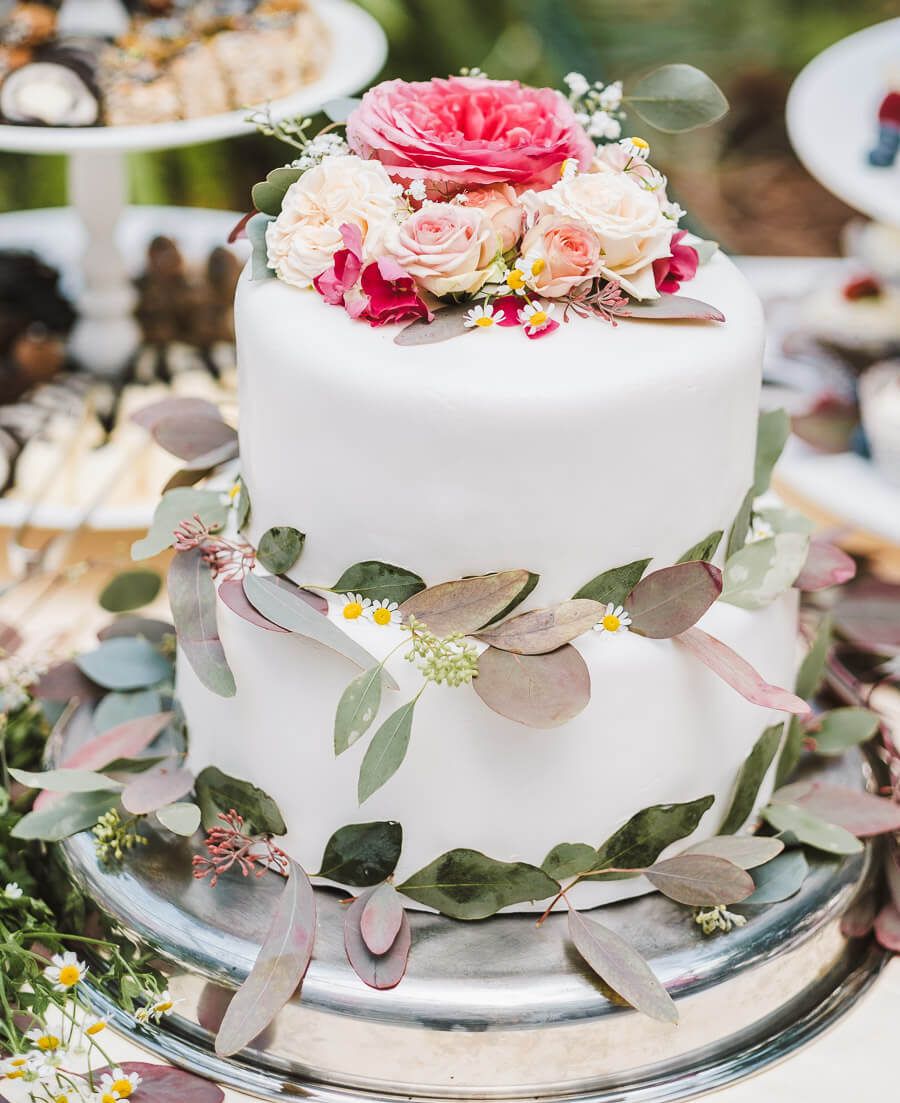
xmin=694 ymin=239 xmax=719 ymax=264
xmin=75 ymin=638 xmax=172 ymax=692
xmin=131 ymin=488 xmax=227 ymax=561
xmin=624 ymin=562 xmax=722 ymax=639
xmin=541 ymin=842 xmax=598 ymax=881
xmin=358 ymin=698 xmax=418 ymax=803
xmin=251 ymin=167 xmax=303 ymax=217
xmin=335 ymin=666 xmax=384 ymax=755
xmin=92 ymin=689 xmax=163 ymax=734
xmin=721 ymin=533 xmax=810 ymax=610
xmin=719 ymin=723 xmax=784 ymax=834
xmin=683 ymin=835 xmax=783 ymax=869
xmin=195 ymin=765 xmax=286 ymax=836
xmin=795 ymin=614 xmax=832 ymax=700
xmin=726 ymin=488 xmax=754 ymax=559
xmin=399 ymin=570 xmax=535 ymax=637
xmin=332 ymin=561 xmax=425 ymax=604
xmin=317 ymin=821 xmax=403 ymax=886
xmin=322 ymin=96 xmax=361 ymax=122
xmin=169 ymin=548 xmax=236 ymax=698
xmin=398 ymin=849 xmax=559 ymax=920
xmin=627 ymin=64 xmax=728 ymax=133
xmin=481 ymin=570 xmax=540 ymax=627
xmin=156 ymin=801 xmax=201 ymax=836
xmin=584 ymin=796 xmax=715 ymax=881
xmin=248 ymin=213 xmax=276 ymax=280
xmin=235 ymin=477 xmax=251 ymax=532
xmin=11 ymin=790 xmax=121 ymax=841
xmin=742 ymin=849 xmax=809 ymax=905
xmin=10 ymin=767 xmax=123 ymax=793
xmin=474 ymin=644 xmax=591 ymax=729
xmin=257 ymin=526 xmax=305 ymax=574
xmin=809 ymin=707 xmax=880 ymax=755
xmin=776 ymin=780 xmax=900 ymax=837
xmin=754 ymin=409 xmax=791 ymax=497
xmin=476 ymin=599 xmax=604 ymax=654
xmin=774 ymin=714 xmax=806 ymax=788
xmin=677 ymin=531 xmax=723 ymax=564
xmin=99 ymin=570 xmax=162 ymax=614
xmin=572 ymin=558 xmax=651 ymax=604
xmin=761 ymin=802 xmax=863 ymax=855
xmin=394 ymin=304 xmax=472 ymax=346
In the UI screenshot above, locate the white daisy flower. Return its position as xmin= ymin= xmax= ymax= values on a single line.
xmin=98 ymin=1069 xmax=141 ymax=1099
xmin=369 ymin=599 xmax=401 ymax=627
xmin=662 ymin=199 xmax=686 ymax=222
xmin=149 ymin=989 xmax=178 ymax=1018
xmin=84 ymin=1014 xmax=109 ymax=1037
xmin=341 ymin=593 xmax=371 ymax=621
xmin=748 ymin=516 xmax=775 ymax=543
xmin=564 ymin=72 xmax=590 ymax=98
xmin=593 ymin=603 xmax=632 ymax=635
xmin=133 ymin=1006 xmax=151 ymax=1025
xmin=4 ymin=882 xmax=23 ymax=899
xmin=559 ymin=158 xmax=579 ymax=180
xmin=27 ymin=1051 xmax=63 ymax=1080
xmin=464 ymin=303 xmax=497 ymax=329
xmin=406 ymin=178 xmax=427 ymax=202
xmin=588 ymin=111 xmax=621 ymax=140
xmin=25 ymin=1027 xmax=62 ymax=1052
xmin=519 ymin=301 xmax=556 ymax=335
xmin=598 ymin=80 xmax=623 ymax=111
xmin=1 ymin=1054 xmax=30 ymax=1078
xmin=620 ymin=136 xmax=650 ymax=161
xmin=44 ymin=951 xmax=87 ymax=991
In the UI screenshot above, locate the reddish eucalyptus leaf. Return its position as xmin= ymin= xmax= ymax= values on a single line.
xmin=131 ymin=396 xmax=220 ymax=431
xmin=886 ymin=846 xmax=900 ymax=911
xmin=621 ymin=293 xmax=725 ymax=322
xmin=874 ymin=903 xmax=900 ymax=952
xmin=394 ymin=304 xmax=469 ymax=346
xmin=98 ymin=616 xmax=175 ymax=646
xmin=345 ymin=887 xmax=411 ymax=990
xmin=215 ymin=860 xmax=316 ymax=1057
xmin=676 ymin=628 xmax=810 ymax=714
xmin=840 ymin=890 xmax=878 ymax=939
xmin=778 ymin=780 xmax=900 ymax=837
xmin=219 ymin=579 xmax=289 ymax=632
xmin=153 ymin=415 xmax=238 ymax=467
xmin=644 ymin=854 xmax=754 ymax=906
xmin=360 ymin=882 xmax=404 ymax=955
xmin=90 ymin=1063 xmax=224 ymax=1103
xmin=624 ymin=562 xmax=722 ymax=639
xmin=122 ymin=766 xmax=195 ymax=815
xmin=32 ymin=661 xmax=103 ymax=703
xmin=61 ymin=712 xmax=174 ymax=772
xmin=0 ymin=622 xmax=23 ymax=655
xmin=683 ymin=835 xmax=783 ymax=869
xmin=794 ymin=542 xmax=856 ymax=591
xmin=474 ymin=645 xmax=591 ymax=728
xmin=475 ymin=600 xmax=603 ymax=655
xmin=567 ymin=909 xmax=678 ymax=1024
xmin=399 ymin=571 xmax=533 ymax=637
xmin=169 ymin=548 xmax=236 ymax=698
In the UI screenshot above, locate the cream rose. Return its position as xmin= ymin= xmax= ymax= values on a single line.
xmin=459 ymin=184 xmax=524 ymax=254
xmin=382 ymin=202 xmax=502 ymax=297
xmin=519 ymin=216 xmax=603 ymax=297
xmin=265 ymin=155 xmax=403 ymax=289
xmin=522 ymin=171 xmax=674 ymax=299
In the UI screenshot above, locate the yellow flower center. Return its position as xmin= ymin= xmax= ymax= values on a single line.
xmin=101 ymin=1094 xmax=117 ymax=1103
xmin=629 ymin=136 xmax=649 ymax=150
xmin=506 ymin=269 xmax=526 ymax=290
xmin=531 ymin=258 xmax=546 ymax=275
xmin=10 ymin=1058 xmax=27 ymax=1067
xmin=57 ymin=964 xmax=81 ymax=987
xmin=154 ymin=1000 xmax=174 ymax=1013
xmin=343 ymin=602 xmax=363 ymax=620
xmin=528 ymin=310 xmax=547 ymax=328
xmin=56 ymin=1095 xmax=69 ymax=1103
xmin=229 ymin=483 xmax=240 ymax=499
xmin=112 ymin=1079 xmax=134 ymax=1097
xmin=7 ymin=1070 xmax=25 ymax=1079
xmin=372 ymin=607 xmax=392 ymax=626
xmin=602 ymin=614 xmax=621 ymax=632
xmin=474 ymin=315 xmax=494 ymax=327
xmin=37 ymin=1035 xmax=60 ymax=1050
xmin=87 ymin=1020 xmax=106 ymax=1035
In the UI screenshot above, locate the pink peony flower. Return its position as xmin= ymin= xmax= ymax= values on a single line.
xmin=519 ymin=216 xmax=603 ymax=297
xmin=652 ymin=230 xmax=699 ymax=294
xmin=346 ymin=76 xmax=596 ymax=187
xmin=458 ymin=184 xmax=524 ymax=253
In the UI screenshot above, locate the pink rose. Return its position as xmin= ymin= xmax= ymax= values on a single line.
xmin=346 ymin=76 xmax=595 ymax=187
xmin=382 ymin=203 xmax=502 ymax=297
xmin=653 ymin=230 xmax=699 ymax=293
xmin=459 ymin=184 xmax=523 ymax=253
xmin=590 ymin=142 xmax=666 ymax=197
xmin=519 ymin=216 xmax=603 ymax=297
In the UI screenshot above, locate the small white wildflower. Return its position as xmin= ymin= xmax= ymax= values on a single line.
xmin=341 ymin=593 xmax=371 ymax=621
xmin=369 ymin=599 xmax=401 ymax=627
xmin=43 ymin=951 xmax=87 ymax=991
xmin=84 ymin=1014 xmax=109 ymax=1037
xmin=4 ymin=882 xmax=23 ymax=899
xmin=620 ymin=136 xmax=650 ymax=161
xmin=588 ymin=110 xmax=621 ymax=140
xmin=593 ymin=603 xmax=632 ymax=635
xmin=406 ymin=178 xmax=428 ymax=202
xmin=464 ymin=303 xmax=497 ymax=329
xmin=519 ymin=301 xmax=556 ymax=335
xmin=25 ymin=1028 xmax=62 ymax=1053
xmin=98 ymin=1069 xmax=142 ymax=1098
xmin=564 ymin=71 xmax=590 ymax=98
xmin=662 ymin=199 xmax=686 ymax=222
xmin=598 ymin=80 xmax=623 ymax=111
xmin=748 ymin=516 xmax=775 ymax=543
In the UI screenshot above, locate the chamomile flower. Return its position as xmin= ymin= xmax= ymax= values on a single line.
xmin=620 ymin=136 xmax=650 ymax=161
xmin=662 ymin=199 xmax=686 ymax=223
xmin=519 ymin=301 xmax=556 ymax=335
xmin=44 ymin=952 xmax=87 ymax=991
xmin=507 ymin=252 xmax=546 ymax=294
xmin=342 ymin=593 xmax=371 ymax=621
xmin=560 ymin=158 xmax=579 ymax=180
xmin=464 ymin=303 xmax=497 ymax=329
xmin=598 ymin=80 xmax=623 ymax=112
xmin=369 ymin=599 xmax=401 ymax=627
xmin=588 ymin=111 xmax=621 ymax=140
xmin=150 ymin=989 xmax=178 ymax=1018
xmin=564 ymin=72 xmax=590 ymax=98
xmin=593 ymin=603 xmax=632 ymax=635
xmin=3 ymin=882 xmax=23 ymax=899
xmin=406 ymin=178 xmax=428 ymax=202
xmin=27 ymin=1051 xmax=64 ymax=1080
xmin=25 ymin=1028 xmax=61 ymax=1053
xmin=748 ymin=516 xmax=775 ymax=543
xmin=84 ymin=1014 xmax=109 ymax=1037
xmin=98 ymin=1070 xmax=141 ymax=1099
xmin=2 ymin=1054 xmax=30 ymax=1079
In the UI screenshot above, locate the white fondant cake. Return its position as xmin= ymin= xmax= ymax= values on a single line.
xmin=180 ymin=249 xmax=800 ymax=911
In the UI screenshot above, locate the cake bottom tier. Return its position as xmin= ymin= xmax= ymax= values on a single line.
xmin=180 ymin=590 xmax=798 ymax=911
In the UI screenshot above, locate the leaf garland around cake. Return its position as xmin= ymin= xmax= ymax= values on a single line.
xmin=257 ymin=526 xmax=306 ymax=574
xmin=474 ymin=644 xmax=591 ymax=728
xmin=195 ymin=765 xmax=287 ymax=836
xmin=316 ymin=821 xmax=403 ymax=887
xmin=753 ymin=409 xmax=790 ymax=498
xmin=169 ymin=548 xmax=236 ymax=698
xmin=624 ymin=562 xmax=722 ymax=638
xmin=331 ymin=561 xmax=426 ymax=605
xmin=677 ymin=530 xmax=723 ymax=564
xmin=742 ymin=849 xmax=809 ymax=905
xmin=398 ymin=570 xmax=537 ymax=637
xmin=572 ymin=558 xmax=651 ymax=605
xmin=358 ymin=696 xmax=420 ymax=803
xmin=718 ymin=722 xmax=784 ymax=835
xmin=475 ymin=599 xmax=604 ymax=654
xmin=132 ymin=488 xmax=228 ymax=560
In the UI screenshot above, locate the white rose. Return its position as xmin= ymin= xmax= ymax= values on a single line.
xmin=522 ymin=171 xmax=673 ymax=299
xmin=265 ymin=155 xmax=403 ymax=289
xmin=381 ymin=202 xmax=502 ymax=298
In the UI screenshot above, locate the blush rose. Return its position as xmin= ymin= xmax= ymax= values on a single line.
xmin=459 ymin=184 xmax=523 ymax=253
xmin=519 ymin=216 xmax=603 ymax=297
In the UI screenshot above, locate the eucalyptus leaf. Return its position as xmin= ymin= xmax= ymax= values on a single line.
xmin=794 ymin=541 xmax=856 ymax=591
xmin=753 ymin=408 xmax=790 ymax=497
xmin=251 ymin=167 xmax=303 ymax=217
xmin=761 ymin=802 xmax=862 ymax=855
xmin=541 ymin=842 xmax=598 ymax=881
xmin=726 ymin=488 xmax=754 ymax=559
xmin=235 ymin=476 xmax=251 ymax=532
xmin=62 ymin=711 xmax=173 ymax=771
xmin=742 ymin=849 xmax=809 ymax=905
xmin=169 ymin=548 xmax=236 ymax=698
xmin=627 ymin=63 xmax=728 ymax=133
xmin=584 ymin=795 xmax=714 ymax=881
xmin=624 ymin=562 xmax=721 ymax=638
xmin=99 ymin=570 xmax=162 ymax=614
xmin=794 ymin=614 xmax=831 ymax=700
xmin=344 ymin=886 xmax=411 ymax=990
xmin=874 ymin=904 xmax=900 ymax=952
xmin=808 ymin=708 xmax=879 ymax=755
xmin=247 ymin=213 xmax=276 ymax=280
xmin=11 ymin=789 xmax=121 ymax=841
xmin=332 ymin=560 xmax=426 ymax=604
xmin=398 ymin=849 xmax=558 ymax=919
xmin=399 ymin=570 xmax=535 ymax=637
xmin=621 ymin=294 xmax=724 ymax=322
xmin=721 ymin=532 xmax=810 ymax=609
xmin=774 ymin=715 xmax=806 ymax=789
xmin=394 ymin=304 xmax=471 ymax=346
xmin=257 ymin=527 xmax=305 ymax=574
xmin=75 ymin=638 xmax=172 ymax=692
xmin=323 ymin=96 xmax=361 ymax=122
xmin=568 ymin=910 xmax=678 ymax=1024
xmin=98 ymin=616 xmax=175 ymax=647
xmin=317 ymin=821 xmax=403 ymax=886
xmin=777 ymin=780 xmax=900 ymax=837
xmin=32 ymin=661 xmax=103 ymax=703
xmin=360 ymin=882 xmax=405 ymax=955
xmin=244 ymin=573 xmax=398 ymax=690
xmin=481 ymin=570 xmax=540 ymax=627
xmin=195 ymin=766 xmax=286 ymax=836
xmin=156 ymin=801 xmax=201 ymax=836
xmin=474 ymin=644 xmax=591 ymax=728
xmin=645 ymin=854 xmax=754 ymax=906
xmin=719 ymin=723 xmax=784 ymax=834
xmin=10 ymin=767 xmax=123 ymax=794
xmin=335 ymin=667 xmax=383 ymax=755
xmin=218 ymin=579 xmax=289 ymax=632
xmin=694 ymin=239 xmax=719 ymax=264
xmin=122 ymin=767 xmax=194 ymax=815
xmin=358 ymin=698 xmax=418 ymax=803
xmin=131 ymin=396 xmax=220 ymax=432
xmin=92 ymin=689 xmax=163 ymax=734
xmin=152 ymin=415 xmax=237 ymax=467
xmin=131 ymin=488 xmax=227 ymax=560
xmin=683 ymin=835 xmax=783 ymax=869
xmin=215 ymin=860 xmax=315 ymax=1058
xmin=677 ymin=531 xmax=723 ymax=564
xmin=476 ymin=599 xmax=603 ymax=654
xmin=572 ymin=558 xmax=651 ymax=604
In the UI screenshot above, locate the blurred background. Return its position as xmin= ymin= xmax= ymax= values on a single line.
xmin=1 ymin=0 xmax=896 ymax=255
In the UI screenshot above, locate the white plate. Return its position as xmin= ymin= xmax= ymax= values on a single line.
xmin=0 ymin=0 xmax=386 ymax=154
xmin=786 ymin=17 xmax=900 ymax=228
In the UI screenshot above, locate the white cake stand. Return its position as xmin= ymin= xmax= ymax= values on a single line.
xmin=786 ymin=17 xmax=900 ymax=229
xmin=0 ymin=0 xmax=387 ymax=375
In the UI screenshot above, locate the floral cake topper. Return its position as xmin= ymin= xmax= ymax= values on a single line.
xmin=245 ymin=65 xmax=728 ymax=341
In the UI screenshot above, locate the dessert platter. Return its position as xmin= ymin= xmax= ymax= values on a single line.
xmin=5 ymin=66 xmax=900 ymax=1103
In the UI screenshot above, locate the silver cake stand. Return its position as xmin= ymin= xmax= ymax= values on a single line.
xmin=54 ymin=705 xmax=886 ymax=1102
